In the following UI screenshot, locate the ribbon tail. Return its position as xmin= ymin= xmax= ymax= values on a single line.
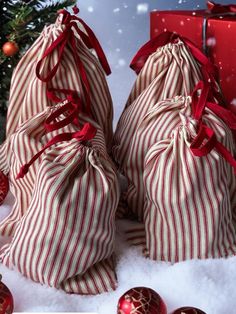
xmin=74 ymin=17 xmax=111 ymax=75
xmin=215 ymin=142 xmax=236 ymax=174
xmin=16 ymin=164 xmax=30 ymax=180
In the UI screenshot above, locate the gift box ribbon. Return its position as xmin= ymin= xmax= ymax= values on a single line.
xmin=207 ymin=1 xmax=236 ymax=14
xmin=203 ymin=1 xmax=236 ymax=54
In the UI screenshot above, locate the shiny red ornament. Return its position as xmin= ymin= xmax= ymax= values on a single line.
xmin=0 ymin=275 xmax=14 ymax=314
xmin=117 ymin=287 xmax=167 ymax=314
xmin=0 ymin=171 xmax=9 ymax=205
xmin=171 ymin=306 xmax=206 ymax=314
xmin=2 ymin=41 xmax=19 ymax=57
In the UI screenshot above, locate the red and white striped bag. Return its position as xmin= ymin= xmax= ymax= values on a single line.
xmin=125 ymin=82 xmax=236 ymax=261
xmin=112 ymin=32 xmax=224 ymax=220
xmin=0 ymin=98 xmax=119 ymax=294
xmin=6 ymin=9 xmax=113 ymax=149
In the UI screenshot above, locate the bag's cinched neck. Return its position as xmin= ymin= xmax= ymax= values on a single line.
xmin=130 ymin=31 xmax=225 ymax=105
xmin=16 ymin=94 xmax=97 ymax=180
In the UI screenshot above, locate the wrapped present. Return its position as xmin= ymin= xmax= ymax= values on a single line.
xmin=150 ymin=1 xmax=236 ymax=111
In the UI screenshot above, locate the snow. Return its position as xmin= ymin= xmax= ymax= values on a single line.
xmin=136 ymin=3 xmax=149 ymax=14
xmin=87 ymin=6 xmax=94 ymax=13
xmin=1 ymin=194 xmax=236 ymax=313
xmin=231 ymin=98 xmax=236 ymax=106
xmin=117 ymin=58 xmax=126 ymax=68
xmin=113 ymin=8 xmax=120 ymax=13
xmin=207 ymin=37 xmax=216 ymax=47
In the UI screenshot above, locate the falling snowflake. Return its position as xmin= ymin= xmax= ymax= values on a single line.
xmin=113 ymin=8 xmax=120 ymax=13
xmin=118 ymin=59 xmax=126 ymax=67
xmin=136 ymin=3 xmax=149 ymax=14
xmin=231 ymin=99 xmax=236 ymax=106
xmin=207 ymin=37 xmax=216 ymax=47
xmin=117 ymin=29 xmax=123 ymax=34
xmin=87 ymin=6 xmax=94 ymax=13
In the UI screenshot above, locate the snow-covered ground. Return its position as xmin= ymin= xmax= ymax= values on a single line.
xmin=1 ymin=1 xmax=236 ymax=313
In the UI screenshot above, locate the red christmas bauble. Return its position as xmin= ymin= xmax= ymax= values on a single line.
xmin=0 ymin=276 xmax=14 ymax=314
xmin=0 ymin=171 xmax=9 ymax=205
xmin=171 ymin=306 xmax=206 ymax=314
xmin=2 ymin=41 xmax=19 ymax=57
xmin=117 ymin=287 xmax=167 ymax=314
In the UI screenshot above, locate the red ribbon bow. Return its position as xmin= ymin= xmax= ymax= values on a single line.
xmin=207 ymin=1 xmax=236 ymax=13
xmin=190 ymin=81 xmax=236 ymax=173
xmin=16 ymin=95 xmax=97 ymax=180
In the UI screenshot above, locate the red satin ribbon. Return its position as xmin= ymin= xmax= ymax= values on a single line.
xmin=191 ymin=81 xmax=236 ymax=129
xmin=37 ymin=9 xmax=111 ymax=77
xmin=46 ymin=88 xmax=84 ymax=128
xmin=59 ymin=9 xmax=111 ymax=75
xmin=207 ymin=1 xmax=236 ymax=13
xmin=190 ymin=81 xmax=236 ymax=173
xmin=130 ymin=31 xmax=224 ymax=104
xmin=36 ymin=9 xmax=111 ymax=111
xmin=16 ymin=100 xmax=97 ymax=180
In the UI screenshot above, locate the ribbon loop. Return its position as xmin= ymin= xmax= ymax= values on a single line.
xmin=44 ymin=101 xmax=79 ymax=132
xmin=16 ymin=118 xmax=97 ymax=180
xmin=191 ymin=81 xmax=236 ymax=129
xmin=190 ymin=81 xmax=236 ymax=172
xmin=191 ymin=81 xmax=210 ymax=121
xmin=16 ymin=97 xmax=97 ymax=180
xmin=190 ymin=124 xmax=217 ymax=156
xmin=36 ymin=10 xmax=111 ymax=82
xmin=207 ymin=1 xmax=236 ymax=13
xmin=36 ymin=28 xmax=70 ymax=82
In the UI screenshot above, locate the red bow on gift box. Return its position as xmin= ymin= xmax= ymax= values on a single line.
xmin=207 ymin=1 xmax=236 ymax=13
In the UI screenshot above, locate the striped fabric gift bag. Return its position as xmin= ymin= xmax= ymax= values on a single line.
xmin=6 ymin=8 xmax=113 ymax=149
xmin=144 ymin=82 xmax=236 ymax=261
xmin=0 ymin=97 xmax=120 ymax=294
xmin=125 ymin=82 xmax=236 ymax=262
xmin=112 ymin=32 xmax=224 ymax=220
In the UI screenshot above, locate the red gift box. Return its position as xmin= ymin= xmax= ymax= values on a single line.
xmin=150 ymin=2 xmax=236 ymax=111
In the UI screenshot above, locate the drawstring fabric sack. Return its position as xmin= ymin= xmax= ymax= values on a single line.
xmin=124 ymin=82 xmax=236 ymax=262
xmin=0 ymin=98 xmax=120 ymax=294
xmin=112 ymin=32 xmax=225 ymax=220
xmin=6 ymin=8 xmax=113 ymax=149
